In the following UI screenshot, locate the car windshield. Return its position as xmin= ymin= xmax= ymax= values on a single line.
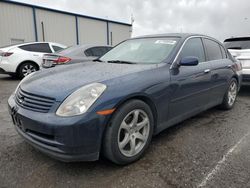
xmin=100 ymin=37 xmax=180 ymax=64
xmin=224 ymin=38 xmax=250 ymax=50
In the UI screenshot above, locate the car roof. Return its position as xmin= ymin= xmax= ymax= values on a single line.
xmin=1 ymin=42 xmax=65 ymax=48
xmin=132 ymin=33 xmax=208 ymax=39
xmin=132 ymin=33 xmax=224 ymax=43
xmin=0 ymin=42 xmax=67 ymax=51
xmin=131 ymin=33 xmax=222 ymax=45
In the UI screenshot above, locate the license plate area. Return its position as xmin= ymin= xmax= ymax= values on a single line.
xmin=42 ymin=60 xmax=53 ymax=68
xmin=11 ymin=107 xmax=24 ymax=131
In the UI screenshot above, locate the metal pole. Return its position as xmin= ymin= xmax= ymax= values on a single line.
xmin=41 ymin=21 xmax=45 ymax=42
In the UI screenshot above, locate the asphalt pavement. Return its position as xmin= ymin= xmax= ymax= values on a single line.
xmin=0 ymin=74 xmax=250 ymax=188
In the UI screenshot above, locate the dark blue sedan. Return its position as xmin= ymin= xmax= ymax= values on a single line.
xmin=8 ymin=33 xmax=242 ymax=165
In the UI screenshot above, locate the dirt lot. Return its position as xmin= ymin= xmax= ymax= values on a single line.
xmin=0 ymin=74 xmax=250 ymax=188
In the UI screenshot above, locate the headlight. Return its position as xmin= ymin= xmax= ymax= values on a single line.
xmin=56 ymin=83 xmax=107 ymax=117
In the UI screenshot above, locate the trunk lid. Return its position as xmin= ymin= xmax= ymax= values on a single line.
xmin=229 ymin=49 xmax=250 ymax=69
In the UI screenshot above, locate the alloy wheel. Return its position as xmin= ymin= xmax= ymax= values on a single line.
xmin=118 ymin=109 xmax=150 ymax=157
xmin=22 ymin=64 xmax=37 ymax=77
xmin=228 ymin=80 xmax=237 ymax=106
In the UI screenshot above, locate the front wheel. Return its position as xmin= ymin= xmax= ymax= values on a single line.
xmin=103 ymin=100 xmax=154 ymax=165
xmin=220 ymin=78 xmax=238 ymax=110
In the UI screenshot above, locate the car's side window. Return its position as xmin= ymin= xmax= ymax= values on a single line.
xmin=85 ymin=47 xmax=108 ymax=57
xmin=203 ymin=39 xmax=223 ymax=61
xmin=220 ymin=45 xmax=227 ymax=59
xmin=84 ymin=48 xmax=93 ymax=57
xmin=101 ymin=47 xmax=112 ymax=54
xmin=92 ymin=47 xmax=106 ymax=57
xmin=52 ymin=45 xmax=64 ymax=52
xmin=180 ymin=38 xmax=205 ymax=63
xmin=19 ymin=43 xmax=52 ymax=53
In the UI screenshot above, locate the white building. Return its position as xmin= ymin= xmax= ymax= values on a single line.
xmin=0 ymin=0 xmax=132 ymax=47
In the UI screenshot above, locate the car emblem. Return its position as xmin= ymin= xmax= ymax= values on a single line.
xmin=18 ymin=97 xmax=24 ymax=104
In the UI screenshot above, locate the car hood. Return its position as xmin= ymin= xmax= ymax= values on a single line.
xmin=21 ymin=61 xmax=158 ymax=101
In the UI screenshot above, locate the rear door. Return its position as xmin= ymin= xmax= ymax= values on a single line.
xmin=168 ymin=37 xmax=212 ymax=123
xmin=203 ymin=38 xmax=233 ymax=104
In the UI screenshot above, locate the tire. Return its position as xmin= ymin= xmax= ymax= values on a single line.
xmin=18 ymin=62 xmax=38 ymax=78
xmin=219 ymin=78 xmax=238 ymax=110
xmin=103 ymin=100 xmax=154 ymax=165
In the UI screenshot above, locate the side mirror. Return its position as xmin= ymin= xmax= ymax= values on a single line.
xmin=179 ymin=56 xmax=199 ymax=66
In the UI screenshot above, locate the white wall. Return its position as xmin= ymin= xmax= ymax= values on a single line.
xmin=109 ymin=23 xmax=132 ymax=46
xmin=35 ymin=9 xmax=77 ymax=46
xmin=0 ymin=2 xmax=35 ymax=46
xmin=78 ymin=17 xmax=107 ymax=45
xmin=0 ymin=2 xmax=132 ymax=47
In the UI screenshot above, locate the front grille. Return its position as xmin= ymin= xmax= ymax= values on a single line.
xmin=15 ymin=88 xmax=55 ymax=113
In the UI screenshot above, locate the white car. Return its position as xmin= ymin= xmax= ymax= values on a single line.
xmin=224 ymin=37 xmax=250 ymax=84
xmin=0 ymin=42 xmax=66 ymax=78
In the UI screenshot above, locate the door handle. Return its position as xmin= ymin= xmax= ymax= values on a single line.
xmin=204 ymin=69 xmax=211 ymax=73
xmin=227 ymin=65 xmax=232 ymax=68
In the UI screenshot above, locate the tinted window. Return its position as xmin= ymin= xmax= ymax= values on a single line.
xmin=52 ymin=45 xmax=64 ymax=52
xmin=220 ymin=45 xmax=227 ymax=59
xmin=92 ymin=47 xmax=104 ymax=57
xmin=102 ymin=47 xmax=112 ymax=54
xmin=85 ymin=47 xmax=112 ymax=57
xmin=224 ymin=38 xmax=250 ymax=50
xmin=84 ymin=48 xmax=93 ymax=56
xmin=180 ymin=38 xmax=205 ymax=62
xmin=204 ymin=39 xmax=222 ymax=61
xmin=19 ymin=43 xmax=52 ymax=53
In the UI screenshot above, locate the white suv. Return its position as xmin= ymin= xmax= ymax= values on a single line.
xmin=224 ymin=37 xmax=250 ymax=84
xmin=0 ymin=42 xmax=66 ymax=78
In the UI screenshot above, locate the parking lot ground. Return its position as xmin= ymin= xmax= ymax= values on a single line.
xmin=0 ymin=74 xmax=250 ymax=188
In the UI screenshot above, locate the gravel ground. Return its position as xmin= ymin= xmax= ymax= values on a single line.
xmin=0 ymin=74 xmax=250 ymax=188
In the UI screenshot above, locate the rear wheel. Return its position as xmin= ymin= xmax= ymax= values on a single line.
xmin=18 ymin=62 xmax=38 ymax=78
xmin=220 ymin=78 xmax=238 ymax=110
xmin=103 ymin=100 xmax=154 ymax=165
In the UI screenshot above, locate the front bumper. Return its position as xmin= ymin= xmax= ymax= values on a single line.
xmin=8 ymin=94 xmax=108 ymax=162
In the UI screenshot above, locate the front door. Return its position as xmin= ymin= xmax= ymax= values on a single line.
xmin=168 ymin=37 xmax=212 ymax=124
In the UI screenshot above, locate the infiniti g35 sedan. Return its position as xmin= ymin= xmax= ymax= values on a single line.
xmin=8 ymin=33 xmax=242 ymax=165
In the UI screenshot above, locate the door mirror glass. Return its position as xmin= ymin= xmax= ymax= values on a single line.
xmin=179 ymin=56 xmax=199 ymax=66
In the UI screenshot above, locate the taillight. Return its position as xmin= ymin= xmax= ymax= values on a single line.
xmin=0 ymin=52 xmax=13 ymax=57
xmin=53 ymin=56 xmax=71 ymax=64
xmin=232 ymin=62 xmax=242 ymax=71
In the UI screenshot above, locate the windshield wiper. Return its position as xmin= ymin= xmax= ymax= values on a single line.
xmin=107 ymin=60 xmax=137 ymax=64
